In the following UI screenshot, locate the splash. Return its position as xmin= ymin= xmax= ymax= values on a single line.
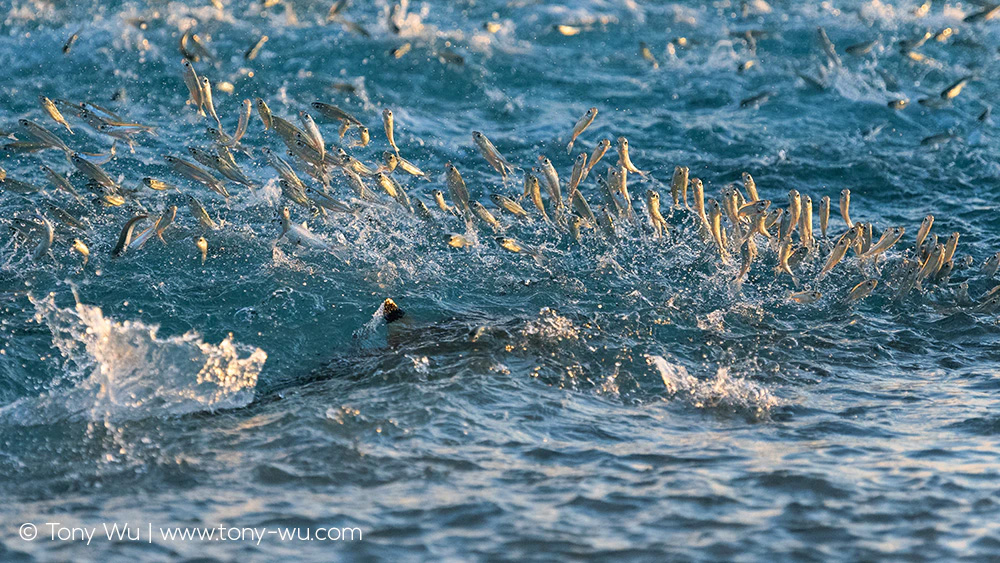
xmin=0 ymin=294 xmax=265 ymax=425
xmin=647 ymin=355 xmax=779 ymax=417
xmin=521 ymin=307 xmax=580 ymax=342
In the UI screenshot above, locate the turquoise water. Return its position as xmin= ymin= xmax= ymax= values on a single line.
xmin=2 ymin=0 xmax=1000 ymax=560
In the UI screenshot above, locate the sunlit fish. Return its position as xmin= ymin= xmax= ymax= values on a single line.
xmin=566 ymin=107 xmax=597 ymax=154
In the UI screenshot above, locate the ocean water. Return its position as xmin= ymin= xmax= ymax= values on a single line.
xmin=1 ymin=0 xmax=1000 ymax=560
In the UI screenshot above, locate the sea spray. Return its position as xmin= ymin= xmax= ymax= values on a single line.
xmin=0 ymin=293 xmax=266 ymax=426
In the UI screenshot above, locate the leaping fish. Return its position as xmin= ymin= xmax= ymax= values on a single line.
xmin=566 ymin=107 xmax=597 ymax=154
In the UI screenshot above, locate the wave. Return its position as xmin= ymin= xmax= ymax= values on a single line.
xmin=0 ymin=293 xmax=266 ymax=425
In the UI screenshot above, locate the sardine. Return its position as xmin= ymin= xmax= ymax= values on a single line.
xmin=200 ymin=76 xmax=221 ymax=129
xmin=383 ymin=109 xmax=399 ymax=154
xmin=298 ymin=111 xmax=325 ymax=163
xmin=861 ymin=226 xmax=904 ymax=259
xmin=164 ymin=155 xmax=229 ymax=198
xmin=111 ymin=214 xmax=148 ymax=258
xmin=472 ymin=201 xmax=501 ymax=231
xmin=187 ymin=195 xmax=218 ymax=230
xmin=278 ymin=207 xmax=334 ymax=251
xmin=942 ymin=232 xmax=959 ymax=264
xmin=63 ymin=26 xmax=81 ymax=54
xmin=845 ymin=39 xmax=877 ymax=56
xmin=914 ymin=214 xmax=933 ymax=249
xmin=72 ymin=238 xmax=90 ymax=266
xmin=963 ymin=4 xmax=1000 ymax=23
xmin=567 ymin=152 xmax=588 ymax=195
xmin=585 ymin=139 xmax=611 ymax=177
xmin=70 ymin=152 xmax=117 ymax=190
xmin=19 ymin=119 xmax=71 ymax=153
xmin=845 ymin=279 xmax=878 ymax=302
xmin=817 ymin=27 xmax=842 ymax=66
xmin=567 ymin=107 xmax=597 ymax=154
xmin=131 ymin=205 xmax=176 ymax=249
xmin=496 ymin=236 xmax=545 ymax=265
xmin=433 ymin=189 xmax=454 ymax=213
xmin=789 ymin=290 xmax=821 ymax=303
xmin=445 ymin=162 xmax=472 ymax=217
xmin=40 ymin=165 xmax=81 ymax=200
xmin=311 ymin=102 xmax=363 ymax=126
xmin=245 ymin=35 xmax=268 ymax=60
xmin=570 ymin=188 xmax=597 ymax=227
xmin=800 ymin=195 xmax=814 ymax=247
xmin=569 ymin=215 xmax=582 ymax=242
xmin=741 ymin=171 xmax=759 ymax=203
xmin=819 ymin=195 xmax=830 ymax=238
xmin=256 ymin=98 xmax=273 ymax=130
xmin=182 ymin=59 xmax=205 ymax=116
xmin=819 ymin=236 xmax=851 ymax=276
xmin=473 ymin=131 xmax=515 ymax=178
xmin=45 ymin=204 xmax=86 ymax=230
xmin=195 ymin=236 xmax=208 ymax=264
xmin=941 ymin=75 xmax=973 ymax=100
xmin=616 ymin=137 xmax=645 ymax=175
xmin=351 ymin=126 xmax=370 ymax=148
xmin=228 ymin=99 xmax=252 ymax=146
xmin=671 ymin=166 xmax=689 ymax=207
xmin=982 ymin=252 xmax=1000 ymax=278
xmin=839 ymin=189 xmax=852 ymax=229
xmin=447 ymin=233 xmax=474 ymax=249
xmin=396 ymin=156 xmax=428 ymax=180
xmin=740 ymin=91 xmax=772 ymax=108
xmin=645 ymin=189 xmax=668 ymax=238
xmin=39 ymin=96 xmax=73 ymax=134
xmin=524 ymin=173 xmax=551 ymax=224
xmin=490 ymin=194 xmax=531 ymax=220
xmin=537 ymin=156 xmax=562 ymax=210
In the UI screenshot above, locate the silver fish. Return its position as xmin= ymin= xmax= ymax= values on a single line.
xmin=200 ymin=76 xmax=221 ymax=129
xmin=537 ymin=156 xmax=562 ymax=210
xmin=111 ymin=214 xmax=148 ymax=258
xmin=164 ymin=155 xmax=229 ymax=198
xmin=845 ymin=279 xmax=878 ymax=302
xmin=616 ymin=137 xmax=645 ymax=175
xmin=473 ymin=131 xmax=515 ymax=178
xmin=19 ymin=119 xmax=71 ymax=153
xmin=445 ymin=162 xmax=472 ymax=217
xmin=187 ymin=195 xmax=219 ymax=230
xmin=39 ymin=96 xmax=73 ymax=134
xmin=383 ymin=108 xmax=399 ymax=154
xmin=566 ymin=107 xmax=597 ymax=154
xmin=670 ymin=166 xmax=689 ymax=208
xmin=256 ymin=98 xmax=273 ymax=129
xmin=182 ymin=59 xmax=204 ymax=116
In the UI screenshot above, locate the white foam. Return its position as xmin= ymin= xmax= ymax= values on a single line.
xmin=0 ymin=293 xmax=265 ymax=425
xmin=647 ymin=355 xmax=779 ymax=416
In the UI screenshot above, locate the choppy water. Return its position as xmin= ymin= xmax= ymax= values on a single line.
xmin=2 ymin=0 xmax=1000 ymax=560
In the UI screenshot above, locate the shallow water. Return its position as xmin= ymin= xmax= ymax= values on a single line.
xmin=1 ymin=0 xmax=1000 ymax=560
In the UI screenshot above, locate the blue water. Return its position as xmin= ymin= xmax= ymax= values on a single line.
xmin=2 ymin=0 xmax=1000 ymax=560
